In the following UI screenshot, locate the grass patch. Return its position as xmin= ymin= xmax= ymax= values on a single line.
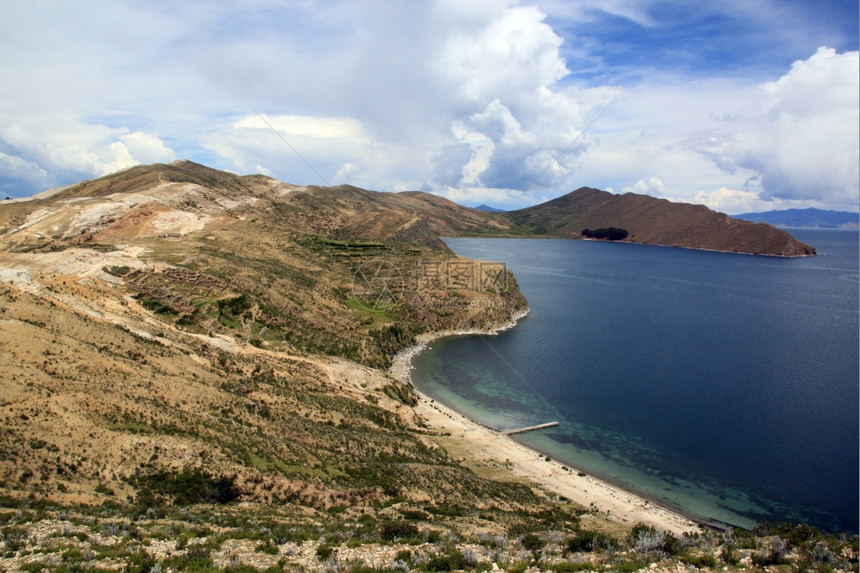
xmin=109 ymin=422 xmax=153 ymax=435
xmin=347 ymin=296 xmax=393 ymax=326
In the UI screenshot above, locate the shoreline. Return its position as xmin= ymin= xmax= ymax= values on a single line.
xmin=389 ymin=310 xmax=702 ymax=536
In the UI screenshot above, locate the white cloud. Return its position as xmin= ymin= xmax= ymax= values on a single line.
xmin=570 ymin=76 xmax=763 ymax=203
xmin=688 ymin=47 xmax=859 ymax=210
xmin=623 ymin=176 xmax=667 ymax=196
xmin=431 ymin=185 xmax=536 ymax=209
xmin=235 ymin=115 xmax=369 ymax=142
xmin=333 ymin=162 xmax=359 ymax=183
xmin=118 ymin=132 xmax=175 ymax=164
xmin=440 ymin=5 xmax=569 ymax=103
xmin=0 ymin=1 xmax=855 ymax=214
xmin=692 ymin=186 xmax=827 ymax=215
xmin=430 ymin=5 xmax=628 ymax=194
xmin=0 ymin=122 xmax=175 ymax=191
xmin=102 ymin=132 xmax=175 ymax=174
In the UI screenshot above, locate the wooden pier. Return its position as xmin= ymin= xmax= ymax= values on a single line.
xmin=502 ymin=421 xmax=559 ymax=435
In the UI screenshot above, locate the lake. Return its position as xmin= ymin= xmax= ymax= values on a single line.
xmin=411 ymin=230 xmax=859 ymax=532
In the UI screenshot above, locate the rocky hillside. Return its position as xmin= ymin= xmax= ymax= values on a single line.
xmin=0 ymin=159 xmax=527 ymax=505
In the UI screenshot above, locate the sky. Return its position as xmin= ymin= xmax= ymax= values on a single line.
xmin=1 ymin=1 xmax=858 ymax=214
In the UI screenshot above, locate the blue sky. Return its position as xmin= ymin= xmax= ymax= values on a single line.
xmin=1 ymin=1 xmax=857 ymax=213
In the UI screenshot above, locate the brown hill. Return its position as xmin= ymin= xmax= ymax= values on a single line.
xmin=506 ymin=187 xmax=816 ymax=256
xmin=0 ymin=159 xmax=530 ymax=510
xmin=12 ymin=160 xmax=814 ymax=256
xmin=261 ymin=183 xmax=816 ymax=257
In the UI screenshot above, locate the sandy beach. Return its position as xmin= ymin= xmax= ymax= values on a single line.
xmin=390 ymin=315 xmax=701 ymax=537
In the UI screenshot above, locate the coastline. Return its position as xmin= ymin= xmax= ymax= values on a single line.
xmin=389 ymin=310 xmax=702 ymax=537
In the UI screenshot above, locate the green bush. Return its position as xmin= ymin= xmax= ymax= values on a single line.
xmin=316 ymin=543 xmax=334 ymax=561
xmin=381 ymin=521 xmax=420 ymax=542
xmin=424 ymin=551 xmax=467 ymax=572
xmin=552 ymin=561 xmax=598 ymax=572
xmin=581 ymin=227 xmax=628 ymax=241
xmin=567 ymin=530 xmax=616 ymax=553
xmin=218 ymin=294 xmax=251 ymax=317
xmin=612 ymin=559 xmax=648 ymax=573
xmin=141 ymin=297 xmax=176 ymax=314
xmin=521 ymin=533 xmax=544 ymax=552
xmin=680 ymin=553 xmax=717 ymax=568
xmin=133 ymin=468 xmax=240 ymax=506
xmin=753 ymin=521 xmax=822 ymax=548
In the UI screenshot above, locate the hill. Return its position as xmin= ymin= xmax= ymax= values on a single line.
xmin=0 ymin=161 xmax=852 ymax=572
xmin=506 ymin=188 xmax=815 ymax=256
xmin=474 ymin=203 xmax=506 ymax=212
xmin=0 ymin=159 xmax=528 ymax=501
xmin=734 ymin=207 xmax=859 ymax=229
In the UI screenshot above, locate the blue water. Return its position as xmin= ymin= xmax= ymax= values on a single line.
xmin=411 ymin=230 xmax=859 ymax=532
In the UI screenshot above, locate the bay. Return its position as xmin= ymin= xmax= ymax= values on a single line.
xmin=411 ymin=230 xmax=859 ymax=532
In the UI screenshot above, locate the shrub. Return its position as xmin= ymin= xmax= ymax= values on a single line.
xmin=521 ymin=533 xmax=544 ymax=552
xmin=398 ymin=509 xmax=430 ymax=521
xmin=811 ymin=541 xmax=836 ymax=564
xmin=581 ymin=227 xmax=628 ymax=241
xmin=680 ymin=553 xmax=717 ymax=568
xmin=752 ymin=538 xmax=789 ymax=567
xmin=123 ymin=550 xmax=158 ymax=573
xmin=754 ymin=521 xmax=822 ymax=548
xmin=380 ymin=521 xmax=419 ymax=542
xmin=316 ymin=543 xmax=334 ymax=561
xmin=631 ymin=525 xmax=665 ymax=554
xmin=218 ymin=294 xmax=251 ymax=317
xmin=613 ymin=559 xmax=648 ymax=573
xmin=133 ymin=468 xmax=240 ymax=506
xmin=425 ymin=551 xmax=468 ymax=571
xmin=256 ymin=542 xmax=279 ymax=555
xmin=567 ymin=531 xmax=615 ymax=553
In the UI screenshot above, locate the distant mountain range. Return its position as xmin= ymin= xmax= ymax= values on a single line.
xmin=474 ymin=203 xmax=505 ymax=212
xmin=734 ymin=208 xmax=858 ymax=229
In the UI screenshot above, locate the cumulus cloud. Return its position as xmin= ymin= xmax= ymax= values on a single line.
xmin=439 ymin=5 xmax=569 ymax=103
xmin=234 ymin=115 xmax=370 ymax=143
xmin=333 ymin=162 xmax=360 ymax=183
xmin=693 ymin=187 xmax=773 ymax=214
xmin=432 ymin=185 xmax=532 ymax=210
xmin=0 ymin=122 xmax=175 ymax=194
xmin=689 ymin=47 xmax=859 ymax=209
xmin=185 ymin=2 xmax=627 ymax=200
xmin=622 ymin=176 xmax=667 ymax=196
xmin=691 ymin=186 xmax=825 ymax=215
xmin=202 ymin=113 xmax=431 ymax=191
xmin=103 ymin=132 xmax=175 ymax=174
xmin=428 ymin=5 xmax=627 ymax=201
xmin=0 ymin=1 xmax=855 ymax=212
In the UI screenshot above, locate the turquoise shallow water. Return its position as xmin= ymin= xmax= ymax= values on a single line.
xmin=411 ymin=230 xmax=859 ymax=532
